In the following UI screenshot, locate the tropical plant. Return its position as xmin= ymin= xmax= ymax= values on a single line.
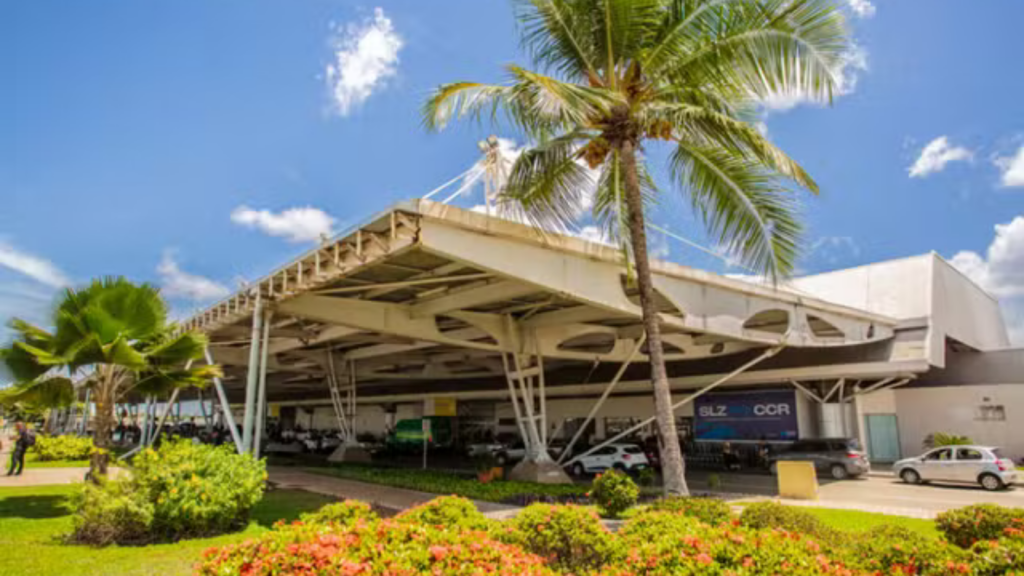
xmin=923 ymin=432 xmax=973 ymax=449
xmin=423 ymin=0 xmax=850 ymax=495
xmin=0 ymin=277 xmax=221 ymax=479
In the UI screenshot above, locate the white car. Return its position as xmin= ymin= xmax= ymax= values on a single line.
xmin=566 ymin=443 xmax=649 ymax=477
xmin=894 ymin=445 xmax=1018 ymax=491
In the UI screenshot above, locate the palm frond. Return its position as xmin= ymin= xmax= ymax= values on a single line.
xmin=143 ymin=331 xmax=210 ymax=366
xmin=501 ymin=132 xmax=597 ymax=232
xmin=515 ymin=0 xmax=602 ymax=82
xmin=671 ymin=141 xmax=802 ymax=280
xmin=641 ymin=102 xmax=818 ymax=192
xmin=0 ymin=376 xmax=74 ymax=409
xmin=593 ymin=149 xmax=659 ymax=256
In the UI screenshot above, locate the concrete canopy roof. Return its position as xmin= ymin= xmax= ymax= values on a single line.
xmin=181 ymin=200 xmax=910 ymax=402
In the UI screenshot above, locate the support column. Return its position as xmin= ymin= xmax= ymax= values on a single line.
xmin=254 ymin=310 xmax=272 ymax=459
xmin=205 ymin=347 xmax=244 ymax=453
xmin=241 ymin=295 xmax=264 ymax=454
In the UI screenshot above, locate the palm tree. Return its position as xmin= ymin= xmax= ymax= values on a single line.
xmin=424 ymin=0 xmax=849 ymax=495
xmin=0 ymin=277 xmax=220 ymax=479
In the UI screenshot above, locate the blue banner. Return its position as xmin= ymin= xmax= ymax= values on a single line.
xmin=694 ymin=390 xmax=798 ymax=440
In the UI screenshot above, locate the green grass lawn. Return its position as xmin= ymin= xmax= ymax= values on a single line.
xmin=0 ymin=484 xmax=335 ymax=576
xmin=798 ymin=506 xmax=940 ymax=539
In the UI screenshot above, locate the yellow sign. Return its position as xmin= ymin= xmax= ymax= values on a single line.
xmin=776 ymin=461 xmax=819 ymax=500
xmin=425 ymin=397 xmax=456 ymax=417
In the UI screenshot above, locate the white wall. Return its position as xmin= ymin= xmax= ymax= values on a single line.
xmin=894 ymin=384 xmax=1024 ymax=461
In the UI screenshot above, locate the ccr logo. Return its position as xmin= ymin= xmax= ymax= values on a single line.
xmin=753 ymin=403 xmax=791 ymax=416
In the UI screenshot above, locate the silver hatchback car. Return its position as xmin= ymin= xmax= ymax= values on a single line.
xmin=894 ymin=445 xmax=1018 ymax=491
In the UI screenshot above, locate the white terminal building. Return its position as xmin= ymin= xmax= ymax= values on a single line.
xmin=184 ymin=199 xmax=1024 ymax=471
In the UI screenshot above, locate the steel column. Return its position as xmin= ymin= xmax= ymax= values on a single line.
xmin=254 ymin=310 xmax=273 ymax=458
xmin=205 ymin=347 xmax=244 ymax=453
xmin=565 ymin=347 xmax=782 ymax=466
xmin=241 ymin=295 xmax=264 ymax=453
xmin=558 ymin=335 xmax=645 ymax=465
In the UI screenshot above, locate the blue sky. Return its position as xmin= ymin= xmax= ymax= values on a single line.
xmin=2 ymin=0 xmax=1023 ymax=345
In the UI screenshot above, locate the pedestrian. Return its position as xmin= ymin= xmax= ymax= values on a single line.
xmin=7 ymin=421 xmax=34 ymax=476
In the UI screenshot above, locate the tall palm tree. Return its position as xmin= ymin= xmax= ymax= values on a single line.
xmin=424 ymin=0 xmax=849 ymax=495
xmin=0 ymin=277 xmax=220 ymax=479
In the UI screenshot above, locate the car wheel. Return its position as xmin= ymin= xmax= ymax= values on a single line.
xmin=900 ymin=468 xmax=921 ymax=485
xmin=830 ymin=464 xmax=849 ymax=480
xmin=496 ymin=453 xmax=508 ymax=466
xmin=980 ymin=473 xmax=1004 ymax=491
xmin=572 ymin=463 xmax=585 ymax=477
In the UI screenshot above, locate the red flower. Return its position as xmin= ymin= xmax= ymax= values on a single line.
xmin=696 ymin=553 xmax=713 ymax=565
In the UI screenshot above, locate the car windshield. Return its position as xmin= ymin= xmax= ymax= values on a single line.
xmin=991 ymin=448 xmax=1005 ymax=459
xmin=845 ymin=439 xmax=863 ymax=451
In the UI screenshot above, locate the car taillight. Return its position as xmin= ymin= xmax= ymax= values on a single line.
xmin=623 ymin=454 xmax=631 ymax=460
xmin=846 ymin=452 xmax=859 ymax=459
xmin=997 ymin=461 xmax=1009 ymax=472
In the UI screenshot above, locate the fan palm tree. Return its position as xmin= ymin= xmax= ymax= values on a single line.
xmin=424 ymin=0 xmax=850 ymax=495
xmin=0 ymin=277 xmax=221 ymax=479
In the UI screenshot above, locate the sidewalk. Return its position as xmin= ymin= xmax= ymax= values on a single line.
xmin=267 ymin=467 xmax=518 ymax=516
xmin=729 ymin=494 xmax=939 ymax=519
xmin=0 ymin=467 xmax=91 ymax=487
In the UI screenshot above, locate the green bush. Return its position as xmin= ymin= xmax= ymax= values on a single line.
xmin=589 ymin=469 xmax=638 ymax=518
xmin=936 ymin=503 xmax=1024 ymax=548
xmin=740 ymin=501 xmax=840 ymax=546
xmin=970 ymin=518 xmax=1024 ymax=575
xmin=648 ymin=496 xmax=734 ymax=525
xmin=299 ymin=500 xmax=377 ymax=527
xmin=845 ymin=525 xmax=973 ymax=574
xmin=613 ymin=510 xmax=849 ymax=575
xmin=71 ymin=439 xmax=266 ymax=545
xmin=33 ymin=434 xmax=95 ymax=461
xmin=69 ymin=478 xmax=154 ymax=546
xmin=395 ymin=495 xmax=495 ymax=532
xmin=503 ymin=503 xmax=617 ymax=573
xmin=197 ymin=517 xmax=556 ymax=576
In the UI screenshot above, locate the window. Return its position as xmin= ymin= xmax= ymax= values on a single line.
xmin=592 ymin=446 xmax=617 ymax=456
xmin=956 ymin=448 xmax=984 ymax=461
xmin=925 ymin=448 xmax=952 ymax=461
xmin=623 ymin=446 xmax=645 ymax=454
xmin=977 ymin=405 xmax=1006 ymax=421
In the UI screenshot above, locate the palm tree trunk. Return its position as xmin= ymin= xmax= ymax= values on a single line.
xmin=619 ymin=140 xmax=689 ymax=497
xmin=89 ymin=367 xmax=114 ymax=481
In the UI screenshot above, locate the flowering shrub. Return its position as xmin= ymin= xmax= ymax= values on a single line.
xmin=937 ymin=504 xmax=1024 ymax=548
xmin=133 ymin=440 xmax=266 ymax=540
xmin=502 ymin=503 xmax=618 ymax=573
xmin=395 ymin=495 xmax=496 ymax=532
xmin=649 ymin=496 xmax=734 ymax=525
xmin=589 ymin=469 xmax=639 ymax=518
xmin=970 ymin=518 xmax=1024 ymax=575
xmin=740 ymin=501 xmax=840 ymax=546
xmin=71 ymin=439 xmax=265 ymax=545
xmin=196 ymin=518 xmax=555 ymax=576
xmin=69 ymin=477 xmax=153 ymax=546
xmin=612 ymin=510 xmax=851 ymax=575
xmin=844 ymin=525 xmax=973 ymax=575
xmin=300 ymin=500 xmax=377 ymax=527
xmin=33 ymin=434 xmax=95 ymax=461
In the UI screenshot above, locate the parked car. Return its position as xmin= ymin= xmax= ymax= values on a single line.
xmin=768 ymin=438 xmax=869 ymax=480
xmin=565 ymin=443 xmax=649 ymax=477
xmin=894 ymin=445 xmax=1018 ymax=491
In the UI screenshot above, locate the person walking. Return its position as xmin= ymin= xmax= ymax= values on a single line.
xmin=6 ymin=421 xmax=33 ymax=476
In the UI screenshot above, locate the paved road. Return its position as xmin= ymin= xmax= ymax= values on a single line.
xmin=686 ymin=469 xmax=1024 ymax=517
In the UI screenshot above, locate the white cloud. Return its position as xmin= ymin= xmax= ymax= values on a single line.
xmin=950 ymin=216 xmax=1024 ymax=345
xmin=908 ymin=136 xmax=974 ymax=178
xmin=760 ymin=43 xmax=868 ymax=111
xmin=808 ymin=236 xmax=860 ymax=266
xmin=847 ymin=0 xmax=876 ymax=18
xmin=0 ymin=242 xmax=70 ymax=288
xmin=325 ymin=8 xmax=403 ymax=116
xmin=994 ymin=146 xmax=1024 ymax=188
xmin=157 ymin=252 xmax=231 ymax=302
xmin=231 ymin=205 xmax=336 ymax=243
